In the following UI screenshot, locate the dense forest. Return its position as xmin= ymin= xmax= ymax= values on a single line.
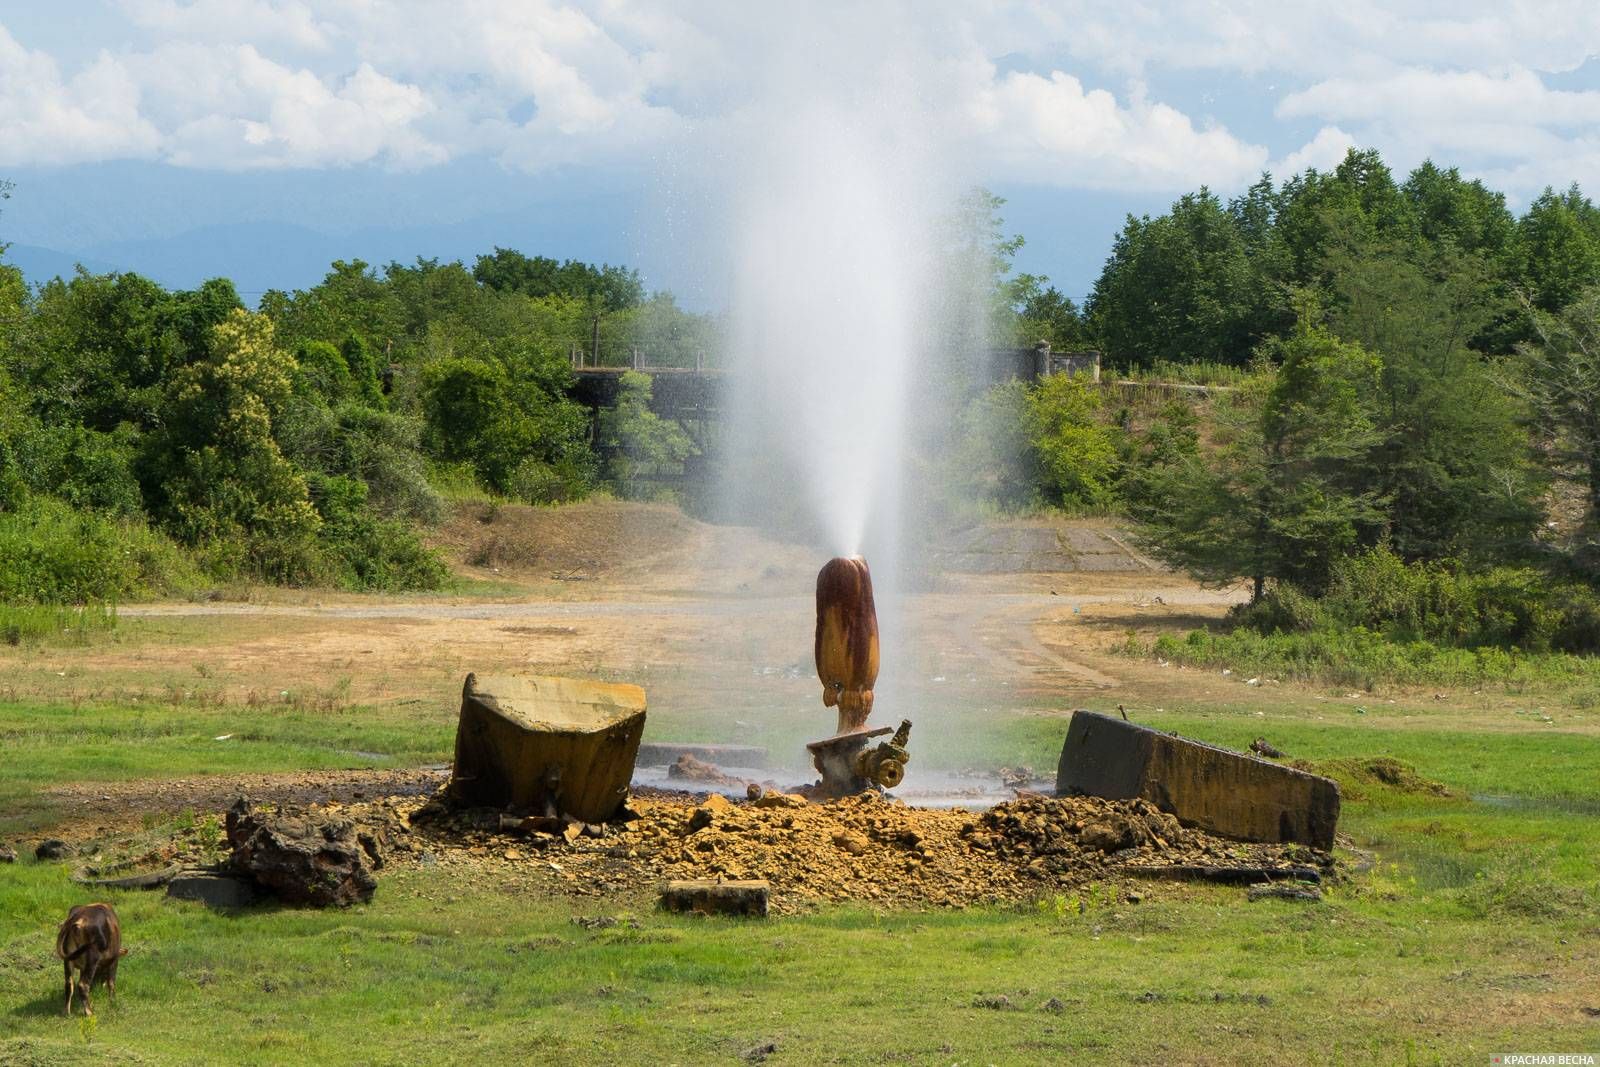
xmin=4 ymin=149 xmax=1600 ymax=664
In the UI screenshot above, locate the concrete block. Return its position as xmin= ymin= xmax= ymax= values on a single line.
xmin=1056 ymin=711 xmax=1339 ymax=849
xmin=635 ymin=742 xmax=769 ymax=769
xmin=658 ymin=879 xmax=769 ymax=917
xmin=450 ymin=673 xmax=646 ymax=824
xmin=167 ymin=872 xmax=258 ymax=908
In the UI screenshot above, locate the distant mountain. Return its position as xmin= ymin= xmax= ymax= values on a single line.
xmin=4 ymin=243 xmax=121 ymax=284
xmin=5 ymin=203 xmax=667 ymax=306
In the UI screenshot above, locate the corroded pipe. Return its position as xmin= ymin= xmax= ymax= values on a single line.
xmin=815 ymin=556 xmax=880 ymax=734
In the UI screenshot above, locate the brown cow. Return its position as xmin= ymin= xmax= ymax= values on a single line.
xmin=55 ymin=902 xmax=126 ymax=1016
xmin=815 ymin=556 xmax=880 ymax=733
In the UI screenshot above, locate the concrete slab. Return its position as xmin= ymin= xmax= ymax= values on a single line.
xmin=635 ymin=742 xmax=769 ymax=769
xmin=166 ymin=872 xmax=258 ymax=908
xmin=658 ymin=879 xmax=769 ymax=917
xmin=1056 ymin=711 xmax=1340 ymax=849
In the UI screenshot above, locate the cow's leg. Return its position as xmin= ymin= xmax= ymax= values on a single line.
xmin=63 ymin=961 xmax=74 ymax=1015
xmin=105 ymin=956 xmax=118 ymax=1003
xmin=79 ymin=954 xmax=97 ymax=1017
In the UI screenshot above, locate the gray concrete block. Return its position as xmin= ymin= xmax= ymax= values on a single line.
xmin=166 ymin=873 xmax=258 ymax=908
xmin=635 ymin=742 xmax=769 ymax=769
xmin=1056 ymin=711 xmax=1340 ymax=849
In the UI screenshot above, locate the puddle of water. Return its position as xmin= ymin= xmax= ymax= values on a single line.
xmin=1472 ymin=793 xmax=1600 ymax=816
xmin=629 ymin=765 xmax=1046 ymax=809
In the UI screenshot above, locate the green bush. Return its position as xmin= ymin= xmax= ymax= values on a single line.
xmin=1142 ymin=624 xmax=1600 ymax=689
xmin=1026 ymin=373 xmax=1120 ymax=508
xmin=12 ymin=422 xmax=145 ymax=517
xmin=1234 ymin=547 xmax=1600 ymax=654
xmin=0 ymin=496 xmax=199 ymax=603
xmin=307 ymin=474 xmax=449 ymax=591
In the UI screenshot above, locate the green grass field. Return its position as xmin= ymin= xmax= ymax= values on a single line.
xmin=2 ymin=695 xmax=1597 ymax=1064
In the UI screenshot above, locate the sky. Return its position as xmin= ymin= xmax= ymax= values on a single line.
xmin=1 ymin=1 xmax=1598 ymax=308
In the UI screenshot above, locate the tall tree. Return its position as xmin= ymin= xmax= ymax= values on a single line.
xmin=1327 ymin=240 xmax=1542 ymax=561
xmin=1087 ymin=189 xmax=1264 ymax=368
xmin=1517 ymin=287 xmax=1600 ymax=546
xmin=1129 ymin=320 xmax=1386 ymax=599
xmin=1517 ymin=185 xmax=1600 ymax=313
xmin=141 ymin=309 xmax=321 ymax=579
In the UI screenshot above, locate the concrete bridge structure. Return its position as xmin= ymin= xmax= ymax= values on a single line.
xmin=567 ymin=343 xmax=1102 ymax=422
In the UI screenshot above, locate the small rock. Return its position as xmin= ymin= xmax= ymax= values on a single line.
xmin=35 ymin=839 xmax=71 ymax=861
xmin=1040 ymin=996 xmax=1066 ymax=1014
xmin=743 ymin=1042 xmax=778 ymax=1063
xmin=972 ymin=994 xmax=1013 ymax=1010
xmin=503 ymin=848 xmax=523 ymax=861
xmin=832 ymin=830 xmax=868 ymax=855
xmin=753 ymin=791 xmax=808 ymax=809
xmin=1247 ymin=883 xmax=1322 ymax=902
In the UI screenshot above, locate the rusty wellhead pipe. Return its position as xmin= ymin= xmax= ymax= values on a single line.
xmin=815 ymin=556 xmax=880 ymax=735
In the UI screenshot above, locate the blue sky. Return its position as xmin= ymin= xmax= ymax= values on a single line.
xmin=1 ymin=2 xmax=1598 ymax=308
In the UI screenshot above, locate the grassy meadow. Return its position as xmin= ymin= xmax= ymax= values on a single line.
xmin=2 ymin=678 xmax=1598 ymax=1064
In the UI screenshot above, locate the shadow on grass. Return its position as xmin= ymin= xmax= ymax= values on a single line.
xmin=11 ymin=989 xmax=72 ymax=1019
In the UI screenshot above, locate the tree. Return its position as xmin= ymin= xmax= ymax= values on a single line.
xmin=261 ymin=259 xmax=404 ymax=356
xmin=1327 ymin=240 xmax=1543 ymax=562
xmin=596 ymin=371 xmax=694 ymax=499
xmin=1402 ymin=161 xmax=1517 ymax=264
xmin=1086 ymin=189 xmax=1267 ymax=368
xmin=16 ymin=271 xmax=240 ymax=431
xmin=419 ymin=357 xmax=532 ymax=488
xmin=1517 ymin=287 xmax=1600 ymax=543
xmin=1010 ymin=276 xmax=1088 ymax=349
xmin=1128 ymin=321 xmax=1388 ymax=599
xmin=1516 ymin=186 xmax=1600 ymax=312
xmin=472 ymin=248 xmax=644 ymax=312
xmin=141 ymin=309 xmax=321 ymax=580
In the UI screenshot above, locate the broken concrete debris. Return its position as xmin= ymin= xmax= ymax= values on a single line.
xmin=658 ymin=878 xmax=770 ymax=917
xmin=1056 ymin=710 xmax=1340 ymax=849
xmin=449 ymin=673 xmax=646 ymax=824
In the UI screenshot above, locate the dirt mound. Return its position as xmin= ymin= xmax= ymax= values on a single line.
xmin=402 ymin=789 xmax=1328 ymax=913
xmin=1292 ymin=757 xmax=1451 ymax=801
xmin=432 ymin=499 xmax=818 ymax=592
xmin=57 ymin=787 xmax=1332 ymax=914
xmin=434 ymin=499 xmax=701 ymax=580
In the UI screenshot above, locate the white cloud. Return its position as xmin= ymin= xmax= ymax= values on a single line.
xmin=0 ymin=28 xmax=161 ymax=166
xmin=1279 ymin=68 xmax=1600 ymax=129
xmin=970 ymin=70 xmax=1268 ymax=189
xmin=1 ymin=3 xmax=1598 ymax=195
xmin=1274 ymin=126 xmax=1357 ymax=176
xmin=117 ymin=0 xmax=335 ymax=52
xmin=1277 ymin=66 xmax=1600 ymax=197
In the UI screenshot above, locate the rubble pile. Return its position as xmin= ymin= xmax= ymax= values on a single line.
xmin=87 ymin=788 xmax=1330 ymax=914
xmin=400 ymin=787 xmax=1329 ymax=912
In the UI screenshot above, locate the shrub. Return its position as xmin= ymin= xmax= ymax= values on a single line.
xmin=307 ymin=474 xmax=449 ymax=591
xmin=0 ymin=495 xmax=200 ymax=603
xmin=1234 ymin=547 xmax=1600 ymax=655
xmin=1026 ymin=374 xmax=1120 ymax=508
